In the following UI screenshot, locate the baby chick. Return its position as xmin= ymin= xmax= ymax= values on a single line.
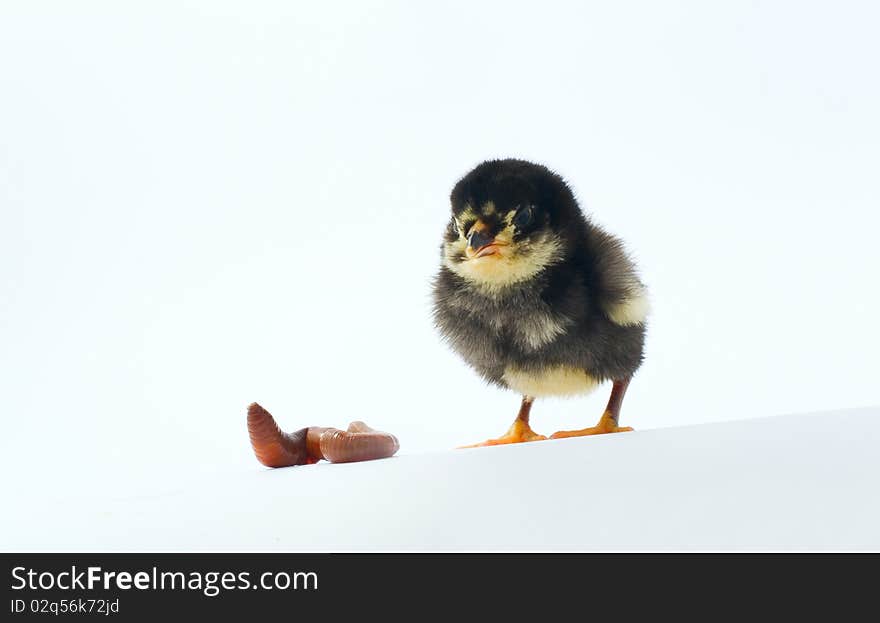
xmin=432 ymin=159 xmax=648 ymax=446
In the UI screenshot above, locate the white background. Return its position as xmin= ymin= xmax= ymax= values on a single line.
xmin=2 ymin=1 xmax=879 ymax=511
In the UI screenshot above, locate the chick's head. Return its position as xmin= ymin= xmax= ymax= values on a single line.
xmin=442 ymin=159 xmax=580 ymax=289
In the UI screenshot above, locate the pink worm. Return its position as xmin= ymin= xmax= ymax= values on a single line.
xmin=247 ymin=402 xmax=400 ymax=467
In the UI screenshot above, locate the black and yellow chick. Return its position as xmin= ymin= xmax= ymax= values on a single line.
xmin=432 ymin=159 xmax=649 ymax=446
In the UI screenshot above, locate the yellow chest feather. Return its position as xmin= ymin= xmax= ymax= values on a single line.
xmin=502 ymin=365 xmax=598 ymax=398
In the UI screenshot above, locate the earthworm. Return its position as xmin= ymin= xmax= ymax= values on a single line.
xmin=247 ymin=402 xmax=399 ymax=467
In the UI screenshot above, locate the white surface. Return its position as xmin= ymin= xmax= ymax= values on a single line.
xmin=4 ymin=408 xmax=880 ymax=551
xmin=2 ymin=3 xmax=879 ymax=546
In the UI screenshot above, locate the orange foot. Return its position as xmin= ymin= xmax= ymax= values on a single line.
xmin=459 ymin=418 xmax=547 ymax=448
xmin=550 ymin=411 xmax=633 ymax=439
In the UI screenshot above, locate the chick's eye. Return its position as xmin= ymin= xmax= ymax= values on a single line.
xmin=513 ymin=205 xmax=535 ymax=229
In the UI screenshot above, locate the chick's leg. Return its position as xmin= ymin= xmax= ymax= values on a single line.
xmin=550 ymin=377 xmax=634 ymax=439
xmin=459 ymin=396 xmax=547 ymax=448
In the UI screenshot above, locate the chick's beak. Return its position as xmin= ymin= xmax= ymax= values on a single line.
xmin=466 ymin=222 xmax=503 ymax=259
